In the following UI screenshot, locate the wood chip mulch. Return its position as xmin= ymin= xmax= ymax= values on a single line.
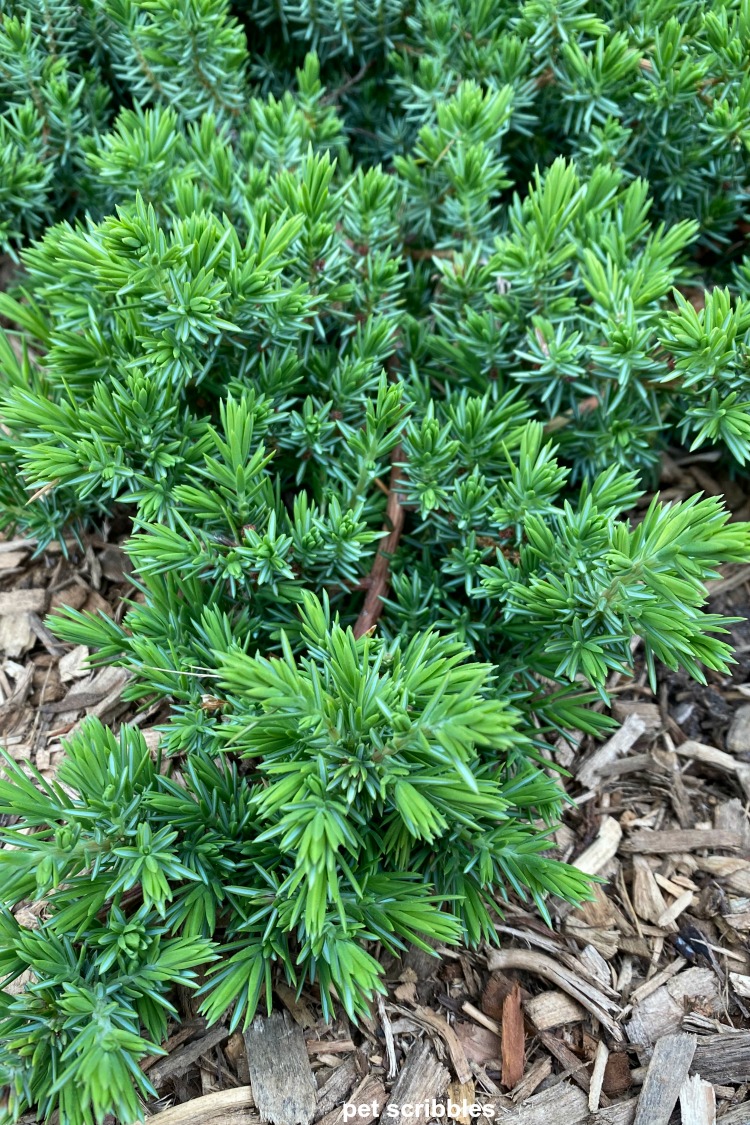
xmin=3 ymin=451 xmax=750 ymax=1125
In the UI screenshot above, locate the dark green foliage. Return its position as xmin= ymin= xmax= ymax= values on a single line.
xmin=2 ymin=0 xmax=750 ymax=247
xmin=1 ymin=2 xmax=750 ymax=1123
xmin=385 ymin=0 xmax=750 ymax=241
xmin=0 ymin=0 xmax=249 ymax=248
xmin=0 ymin=726 xmax=214 ymax=1125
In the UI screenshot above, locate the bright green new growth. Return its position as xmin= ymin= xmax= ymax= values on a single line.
xmin=0 ymin=604 xmax=591 ymax=1123
xmin=1 ymin=1 xmax=750 ymax=1122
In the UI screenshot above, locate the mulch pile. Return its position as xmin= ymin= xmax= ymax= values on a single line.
xmin=3 ymin=450 xmax=750 ymax=1125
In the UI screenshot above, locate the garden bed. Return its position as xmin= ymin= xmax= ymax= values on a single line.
xmin=3 ymin=452 xmax=750 ymax=1124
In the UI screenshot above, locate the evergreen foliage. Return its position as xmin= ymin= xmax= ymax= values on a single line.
xmin=0 ymin=1 xmax=750 ymax=1122
xmin=0 ymin=615 xmax=593 ymax=1125
xmin=2 ymin=0 xmax=750 ymax=247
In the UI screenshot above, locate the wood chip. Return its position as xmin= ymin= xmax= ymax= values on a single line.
xmin=273 ymin=984 xmax=316 ymax=1030
xmin=677 ymin=739 xmax=748 ymax=774
xmin=58 ymin=644 xmax=90 ymax=682
xmin=639 ymin=968 xmax=719 ymax=1045
xmin=535 ymin=1029 xmax=593 ymax=1097
xmin=564 ymin=915 xmax=620 ymax=961
xmin=602 ymin=1051 xmax=633 ymax=1098
xmin=676 ymin=740 xmax=750 ymax=801
xmin=320 ymin=1076 xmax=385 ymax=1125
xmin=726 ymin=704 xmax=750 ymax=754
xmin=579 ymin=942 xmax=612 ymax=989
xmin=0 ymin=539 xmax=34 ymax=555
xmin=679 ymin=1074 xmax=716 ymax=1125
xmin=99 ymin=543 xmax=134 ymax=582
xmin=0 ymin=614 xmax=34 ymax=657
xmin=599 ymin=753 xmax=652 ymax=779
xmin=706 ymin=563 xmax=750 ymax=596
xmin=572 ymin=815 xmax=622 ymax=876
xmin=27 ymin=611 xmax=65 ymax=656
xmin=82 ymin=588 xmax=114 ymax=618
xmin=50 ymin=583 xmax=89 ymax=612
xmin=715 ymin=798 xmax=750 ymax=849
xmin=380 ymin=1039 xmax=450 ymax=1122
xmin=629 ymin=855 xmax=670 ymax=927
xmin=656 ymin=889 xmax=694 ymax=928
xmin=0 ymin=589 xmax=47 ymax=615
xmin=629 ymin=959 xmax=688 ymax=1007
xmin=625 ymin=987 xmax=684 ymax=1054
xmin=589 ymin=1040 xmax=609 ymax=1113
xmin=523 ymin=990 xmax=585 ymax=1030
xmin=711 ymin=1103 xmax=750 ymax=1125
xmin=244 ymin=1012 xmax=317 ymax=1125
xmin=694 ymin=856 xmax=750 ymax=895
xmin=347 ymin=1078 xmax=385 ymax=1125
xmin=611 ymin=701 xmax=661 ymax=734
xmin=632 ymin=1032 xmax=696 ymax=1125
xmin=0 ymin=550 xmax=29 ymax=570
xmin=480 ymin=974 xmax=515 ymax=1022
xmin=313 ymin=1059 xmax=359 ymax=1121
xmin=500 ymin=982 xmax=524 ymax=1090
xmin=566 ymin=883 xmax=634 ymax=958
xmin=690 ymin=1031 xmax=750 ymax=1084
xmin=578 ymin=714 xmax=647 ymax=789
xmin=509 ymin=1057 xmax=551 ymax=1105
xmin=622 ymin=829 xmax=744 ymax=854
xmin=447 ymin=1080 xmax=476 ymax=1125
xmin=486 ymin=950 xmax=623 ymax=1041
xmin=591 ymin=1099 xmax=638 ymax=1125
xmin=47 ymin=665 xmax=127 ymax=713
xmin=453 ymin=1020 xmax=501 ymax=1067
xmin=411 ymin=1006 xmax=472 ymax=1085
xmin=491 ymin=1081 xmax=588 ymax=1123
xmin=461 ymin=1000 xmax=501 ymax=1037
xmin=137 ymin=1087 xmax=258 ymax=1125
xmin=148 ymin=1023 xmax=229 ymax=1088
xmin=683 ymin=948 xmax=727 ymax=996
xmin=723 ymin=911 xmax=750 ymax=931
xmin=378 ymin=996 xmax=398 ymax=1080
xmin=306 ymin=1041 xmax=356 ymax=1056
xmin=225 ymin=1031 xmax=252 ymax=1085
xmin=653 ymin=871 xmax=694 ymax=898
xmin=729 ymin=972 xmax=750 ymax=999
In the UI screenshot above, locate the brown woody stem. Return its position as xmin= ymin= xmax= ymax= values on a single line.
xmin=353 ymin=446 xmax=405 ymax=638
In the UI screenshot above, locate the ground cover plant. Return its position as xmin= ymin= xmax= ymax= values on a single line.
xmin=1 ymin=0 xmax=750 ymax=1122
